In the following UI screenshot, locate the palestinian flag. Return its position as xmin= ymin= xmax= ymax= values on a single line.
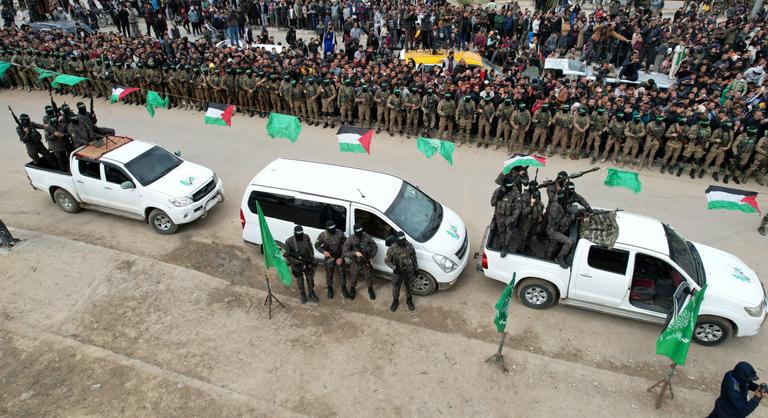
xmin=111 ymin=86 xmax=140 ymax=103
xmin=336 ymin=125 xmax=373 ymax=154
xmin=204 ymin=102 xmax=235 ymax=127
xmin=705 ymin=186 xmax=760 ymax=213
xmin=503 ymin=153 xmax=546 ymax=174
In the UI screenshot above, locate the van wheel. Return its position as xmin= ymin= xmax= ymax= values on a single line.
xmin=693 ymin=316 xmax=732 ymax=346
xmin=410 ymin=270 xmax=438 ymax=296
xmin=148 ymin=209 xmax=179 ymax=235
xmin=518 ymin=279 xmax=557 ymax=309
xmin=53 ymin=189 xmax=80 ymax=213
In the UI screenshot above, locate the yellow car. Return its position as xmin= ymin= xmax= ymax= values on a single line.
xmin=399 ymin=50 xmax=503 ymax=75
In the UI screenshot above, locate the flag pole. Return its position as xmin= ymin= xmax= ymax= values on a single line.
xmin=263 ymin=268 xmax=285 ymax=320
xmin=485 ymin=331 xmax=509 ymax=373
xmin=647 ymin=363 xmax=677 ymax=409
xmin=486 ymin=273 xmax=516 ymax=373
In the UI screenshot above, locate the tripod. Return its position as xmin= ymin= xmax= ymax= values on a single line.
xmin=647 ymin=363 xmax=676 ymax=409
xmin=264 ymin=272 xmax=285 ymax=319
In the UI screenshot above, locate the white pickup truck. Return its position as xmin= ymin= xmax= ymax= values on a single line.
xmin=477 ymin=211 xmax=767 ymax=346
xmin=24 ymin=136 xmax=224 ymax=234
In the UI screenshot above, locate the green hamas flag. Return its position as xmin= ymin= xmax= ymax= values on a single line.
xmin=493 ymin=274 xmax=516 ymax=333
xmin=266 ymin=112 xmax=302 ymax=142
xmin=35 ymin=68 xmax=59 ymax=80
xmin=50 ymin=74 xmax=88 ymax=88
xmin=603 ymin=168 xmax=642 ymax=193
xmin=0 ymin=61 xmax=10 ymax=79
xmin=655 ymin=284 xmax=707 ymax=365
xmin=145 ymin=91 xmax=169 ymax=118
xmin=256 ymin=201 xmax=293 ymax=287
xmin=416 ymin=136 xmax=455 ymax=165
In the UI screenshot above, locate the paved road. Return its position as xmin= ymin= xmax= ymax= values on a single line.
xmin=0 ymin=90 xmax=767 ymax=415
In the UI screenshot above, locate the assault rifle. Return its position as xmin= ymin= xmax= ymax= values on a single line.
xmin=536 ymin=167 xmax=600 ymax=190
xmin=8 ymin=106 xmax=21 ymax=127
xmin=49 ymin=89 xmax=61 ymax=117
xmin=90 ymin=95 xmax=97 ymax=123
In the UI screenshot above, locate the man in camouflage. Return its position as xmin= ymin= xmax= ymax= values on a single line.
xmin=420 ymin=88 xmax=439 ymax=137
xmin=640 ymin=115 xmax=665 ymax=168
xmin=385 ymin=231 xmax=418 ymax=312
xmin=570 ymin=107 xmax=590 ymax=160
xmin=476 ymin=96 xmax=496 ymax=148
xmin=305 ymin=77 xmax=322 ymax=126
xmin=660 ymin=117 xmax=687 ymax=174
xmin=269 ymin=75 xmax=283 ymax=113
xmin=456 ymin=95 xmax=476 ymax=147
xmin=545 ymin=185 xmax=575 ymax=269
xmin=387 ymin=88 xmax=404 ymax=137
xmin=678 ymin=119 xmax=710 ymax=178
xmin=759 ymin=213 xmax=767 ymax=236
xmin=337 ymin=79 xmax=355 ymax=125
xmin=291 ymin=80 xmax=307 ymax=120
xmin=404 ymin=87 xmax=421 ymax=138
xmin=550 ymin=104 xmax=572 ymax=158
xmin=279 ymin=75 xmax=293 ymax=115
xmin=601 ymin=111 xmax=626 ymax=164
xmin=342 ymin=223 xmax=378 ymax=301
xmin=490 ymin=175 xmax=523 ymax=258
xmin=622 ymin=114 xmax=645 ymax=167
xmin=355 ymin=84 xmax=374 ymax=128
xmin=518 ymin=179 xmax=545 ymax=254
xmin=494 ymin=98 xmax=513 ymax=150
xmin=374 ymin=82 xmax=390 ymax=133
xmin=284 ymin=225 xmax=319 ymax=304
xmin=530 ymin=103 xmax=551 ymax=154
xmin=437 ymin=93 xmax=455 ymax=141
xmin=742 ymin=133 xmax=767 ymax=185
xmin=511 ymin=102 xmax=532 ymax=152
xmin=314 ymin=220 xmax=348 ymax=299
xmin=321 ymin=78 xmax=337 ymax=128
xmin=702 ymin=120 xmax=734 ymax=181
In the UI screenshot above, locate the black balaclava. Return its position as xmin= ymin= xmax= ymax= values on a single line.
xmin=353 ymin=223 xmax=364 ymax=238
xmin=294 ymin=225 xmax=303 ymax=239
xmin=396 ymin=231 xmax=407 ymax=246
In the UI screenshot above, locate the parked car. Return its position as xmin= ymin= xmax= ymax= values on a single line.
xmin=24 ymin=136 xmax=223 ymax=234
xmin=240 ymin=158 xmax=469 ymax=295
xmin=477 ymin=211 xmax=766 ymax=346
xmin=29 ymin=20 xmax=95 ymax=34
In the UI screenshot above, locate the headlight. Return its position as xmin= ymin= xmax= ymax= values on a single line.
xmin=212 ymin=172 xmax=218 ymax=185
xmin=432 ymin=254 xmax=457 ymax=273
xmin=744 ymin=300 xmax=766 ymax=317
xmin=169 ymin=196 xmax=193 ymax=207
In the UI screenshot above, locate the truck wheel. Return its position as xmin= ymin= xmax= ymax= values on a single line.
xmin=148 ymin=209 xmax=179 ymax=235
xmin=410 ymin=270 xmax=438 ymax=296
xmin=518 ymin=279 xmax=557 ymax=309
xmin=693 ymin=316 xmax=732 ymax=346
xmin=53 ymin=188 xmax=80 ymax=213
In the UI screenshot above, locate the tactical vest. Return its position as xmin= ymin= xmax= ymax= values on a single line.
xmin=497 ymin=193 xmax=516 ymax=216
xmin=394 ymin=246 xmax=415 ymax=271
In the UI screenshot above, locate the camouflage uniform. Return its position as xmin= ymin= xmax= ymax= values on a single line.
xmin=743 ymin=136 xmax=768 ymax=184
xmin=545 ymin=199 xmax=574 ymax=268
xmin=279 ymin=77 xmax=293 ymax=114
xmin=679 ymin=122 xmax=710 ymax=177
xmin=269 ymin=77 xmax=283 ymax=113
xmin=518 ymin=187 xmax=545 ymax=253
xmin=342 ymin=232 xmax=378 ymax=297
xmin=456 ymin=98 xmax=476 ymax=146
xmin=404 ymin=91 xmax=422 ymax=138
xmin=622 ymin=118 xmax=646 ymax=166
xmin=601 ymin=115 xmax=626 ymax=163
xmin=437 ymin=95 xmax=456 ymax=140
xmin=490 ymin=184 xmax=523 ymax=257
xmin=420 ymin=91 xmax=439 ymax=137
xmin=284 ymin=233 xmax=317 ymax=303
xmin=387 ymin=91 xmax=404 ymax=136
xmin=660 ymin=121 xmax=687 ymax=174
xmin=530 ymin=106 xmax=552 ymax=153
xmin=239 ymin=71 xmax=256 ymax=116
xmin=291 ymin=81 xmax=307 ymax=119
xmin=701 ymin=126 xmax=734 ymax=180
xmin=570 ymin=111 xmax=591 ymax=159
xmin=511 ymin=105 xmax=532 ymax=152
xmin=476 ymin=98 xmax=496 ymax=146
xmin=550 ymin=108 xmax=572 ymax=158
xmin=320 ymin=80 xmax=337 ymax=127
xmin=356 ymin=86 xmax=374 ymax=128
xmin=374 ymin=85 xmax=390 ymax=132
xmin=494 ymin=101 xmax=513 ymax=149
xmin=337 ymin=81 xmax=355 ymax=124
xmin=314 ymin=228 xmax=348 ymax=297
xmin=640 ymin=119 xmax=665 ymax=168
xmin=729 ymin=131 xmax=757 ymax=183
xmin=385 ymin=239 xmax=418 ymax=309
xmin=305 ymin=79 xmax=322 ymax=125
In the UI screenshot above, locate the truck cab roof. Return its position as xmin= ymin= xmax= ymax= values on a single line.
xmin=73 ymin=136 xmax=152 ymax=164
xmin=612 ymin=211 xmax=669 ymax=256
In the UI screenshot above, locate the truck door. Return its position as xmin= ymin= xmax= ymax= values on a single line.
xmin=351 ymin=206 xmax=396 ymax=274
xmin=568 ymin=244 xmax=633 ymax=307
xmin=102 ymin=163 xmax=142 ymax=214
xmin=74 ymin=158 xmax=105 ymax=205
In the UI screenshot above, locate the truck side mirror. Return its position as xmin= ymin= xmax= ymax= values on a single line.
xmin=174 ymin=150 xmax=182 ymax=157
xmin=120 ymin=181 xmax=135 ymax=189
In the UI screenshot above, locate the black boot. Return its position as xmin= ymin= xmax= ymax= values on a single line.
xmin=389 ymin=298 xmax=399 ymax=312
xmin=734 ymin=176 xmax=741 ymax=184
xmin=349 ymin=286 xmax=356 ymax=300
xmin=299 ymin=291 xmax=307 ymax=304
xmin=723 ymin=175 xmax=730 ymax=184
xmin=308 ymin=290 xmax=320 ymax=303
xmin=759 ymin=226 xmax=766 ymax=236
xmin=500 ymin=249 xmax=507 ymax=258
xmin=660 ymin=164 xmax=667 ymax=174
xmin=406 ymin=297 xmax=415 ymax=311
xmin=689 ymin=168 xmax=696 ymax=179
xmin=713 ymin=172 xmax=720 ymax=182
xmin=368 ymin=286 xmax=376 ymax=300
xmin=697 ymin=169 xmax=705 ymax=179
xmin=341 ymin=286 xmax=349 ymax=299
xmin=327 ymin=287 xmax=334 ymax=299
xmin=676 ymin=166 xmax=684 ymax=177
xmin=667 ymin=164 xmax=675 ymax=174
xmin=555 ymin=256 xmax=568 ymax=269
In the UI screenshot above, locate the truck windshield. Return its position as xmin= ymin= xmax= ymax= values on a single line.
xmin=664 ymin=225 xmax=704 ymax=286
xmin=124 ymin=146 xmax=182 ymax=186
xmin=385 ymin=182 xmax=443 ymax=243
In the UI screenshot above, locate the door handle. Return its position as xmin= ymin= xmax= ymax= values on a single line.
xmin=579 ymin=273 xmax=592 ymax=278
xmin=76 ymin=180 xmax=84 ymax=184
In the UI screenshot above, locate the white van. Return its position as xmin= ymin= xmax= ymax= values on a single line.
xmin=239 ymin=158 xmax=469 ymax=295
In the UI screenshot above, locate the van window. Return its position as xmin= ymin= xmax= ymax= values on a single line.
xmin=587 ymin=246 xmax=629 ymax=275
xmin=78 ymin=160 xmax=101 ymax=179
xmin=104 ymin=164 xmax=131 ymax=185
xmin=385 ymin=182 xmax=442 ymax=242
xmin=354 ymin=209 xmax=393 ymax=240
xmin=248 ymin=191 xmax=347 ymax=229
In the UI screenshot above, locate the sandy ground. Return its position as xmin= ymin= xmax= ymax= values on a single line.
xmin=0 ymin=90 xmax=767 ymax=417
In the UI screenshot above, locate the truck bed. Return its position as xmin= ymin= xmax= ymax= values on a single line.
xmin=24 ymin=160 xmax=75 ymax=198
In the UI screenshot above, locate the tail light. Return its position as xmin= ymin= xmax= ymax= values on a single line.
xmin=481 ymin=250 xmax=488 ymax=269
xmin=239 ymin=208 xmax=245 ymax=229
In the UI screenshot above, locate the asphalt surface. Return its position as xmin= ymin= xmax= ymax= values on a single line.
xmin=0 ymin=89 xmax=767 ymax=416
